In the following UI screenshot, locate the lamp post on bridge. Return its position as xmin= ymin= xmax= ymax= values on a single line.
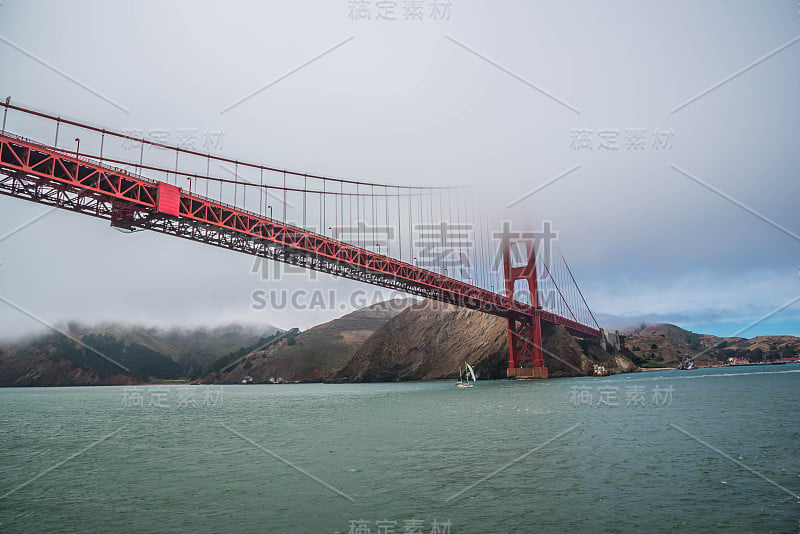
xmin=267 ymin=205 xmax=272 ymax=219
xmin=1 ymin=96 xmax=9 ymax=134
xmin=186 ymin=177 xmax=192 ymax=193
xmin=375 ymin=243 xmax=381 ymax=255
xmin=74 ymin=138 xmax=80 ymax=158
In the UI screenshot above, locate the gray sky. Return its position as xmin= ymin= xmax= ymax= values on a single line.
xmin=1 ymin=0 xmax=798 ymax=339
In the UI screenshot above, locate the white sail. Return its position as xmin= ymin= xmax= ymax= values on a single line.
xmin=465 ymin=362 xmax=477 ymax=383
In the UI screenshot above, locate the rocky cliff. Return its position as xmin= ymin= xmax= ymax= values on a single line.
xmin=333 ymin=300 xmax=635 ymax=382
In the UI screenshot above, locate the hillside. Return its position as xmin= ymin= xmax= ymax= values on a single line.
xmin=216 ymin=299 xmax=414 ymax=383
xmin=622 ymin=323 xmax=800 ymax=367
xmin=334 ymin=300 xmax=635 ymax=381
xmin=212 ymin=299 xmax=637 ymax=384
xmin=4 ymin=308 xmax=796 ymax=387
xmin=0 ymin=323 xmax=278 ymax=386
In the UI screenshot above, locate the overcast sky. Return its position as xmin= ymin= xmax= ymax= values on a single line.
xmin=1 ymin=0 xmax=798 ymax=340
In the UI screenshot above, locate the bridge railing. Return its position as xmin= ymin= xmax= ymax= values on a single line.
xmin=0 ymin=99 xmax=604 ymax=339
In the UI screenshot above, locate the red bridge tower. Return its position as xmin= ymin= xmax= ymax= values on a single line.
xmin=503 ymin=236 xmax=548 ymax=379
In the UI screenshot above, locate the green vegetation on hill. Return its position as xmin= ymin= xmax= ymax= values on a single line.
xmin=35 ymin=333 xmax=183 ymax=381
xmin=706 ymin=344 xmax=794 ymax=363
xmin=0 ymin=323 xmax=281 ymax=386
xmin=2 ymin=313 xmax=797 ymax=386
xmin=199 ymin=328 xmax=300 ymax=378
xmin=624 ymin=323 xmax=799 ymax=367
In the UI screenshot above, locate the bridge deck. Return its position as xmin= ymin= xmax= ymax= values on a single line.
xmin=0 ymin=131 xmax=601 ymax=339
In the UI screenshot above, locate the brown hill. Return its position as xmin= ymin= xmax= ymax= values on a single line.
xmin=219 ymin=299 xmax=414 ymax=383
xmin=623 ymin=323 xmax=800 ymax=367
xmin=334 ymin=300 xmax=635 ymax=382
xmin=0 ymin=298 xmax=638 ymax=386
xmin=334 ymin=300 xmax=508 ymax=381
xmin=16 ymin=309 xmax=793 ymax=387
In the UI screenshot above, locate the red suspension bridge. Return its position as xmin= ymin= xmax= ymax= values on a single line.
xmin=0 ymin=100 xmax=612 ymax=378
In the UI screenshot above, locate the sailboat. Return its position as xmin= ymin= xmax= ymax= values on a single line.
xmin=456 ymin=361 xmax=477 ymax=388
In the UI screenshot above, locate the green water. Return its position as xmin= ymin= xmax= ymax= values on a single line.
xmin=1 ymin=365 xmax=798 ymax=533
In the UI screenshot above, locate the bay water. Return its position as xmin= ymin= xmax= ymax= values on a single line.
xmin=1 ymin=364 xmax=798 ymax=533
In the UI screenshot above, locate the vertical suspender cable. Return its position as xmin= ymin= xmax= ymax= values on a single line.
xmin=356 ymin=184 xmax=360 ymax=248
xmin=397 ymin=186 xmax=402 ymax=262
xmin=385 ymin=186 xmax=390 ymax=256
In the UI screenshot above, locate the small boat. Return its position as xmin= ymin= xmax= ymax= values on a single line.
xmin=456 ymin=362 xmax=477 ymax=388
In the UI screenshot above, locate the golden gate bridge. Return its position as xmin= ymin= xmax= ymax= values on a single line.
xmin=0 ymin=99 xmax=611 ymax=378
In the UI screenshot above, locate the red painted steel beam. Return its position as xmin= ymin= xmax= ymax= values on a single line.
xmin=0 ymin=131 xmax=602 ymax=338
